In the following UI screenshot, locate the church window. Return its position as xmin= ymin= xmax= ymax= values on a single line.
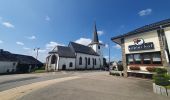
xmin=98 ymin=46 xmax=100 ymax=49
xmin=51 ymin=55 xmax=57 ymax=64
xmin=88 ymin=58 xmax=90 ymax=65
xmin=79 ymin=57 xmax=82 ymax=65
xmin=95 ymin=59 xmax=97 ymax=65
xmin=69 ymin=62 xmax=73 ymax=67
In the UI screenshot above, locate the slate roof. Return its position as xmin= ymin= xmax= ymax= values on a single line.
xmin=49 ymin=46 xmax=76 ymax=58
xmin=69 ymin=42 xmax=99 ymax=56
xmin=13 ymin=54 xmax=42 ymax=65
xmin=0 ymin=49 xmax=43 ymax=65
xmin=111 ymin=18 xmax=170 ymax=41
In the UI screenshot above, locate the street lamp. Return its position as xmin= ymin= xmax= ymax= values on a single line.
xmin=34 ymin=48 xmax=40 ymax=69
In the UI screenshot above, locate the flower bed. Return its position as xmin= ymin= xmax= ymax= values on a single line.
xmin=146 ymin=66 xmax=156 ymax=72
xmin=129 ymin=66 xmax=140 ymax=70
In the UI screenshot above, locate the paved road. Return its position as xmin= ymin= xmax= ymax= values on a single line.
xmin=0 ymin=71 xmax=169 ymax=100
xmin=21 ymin=71 xmax=169 ymax=100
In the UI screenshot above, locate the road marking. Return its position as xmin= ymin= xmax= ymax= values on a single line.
xmin=0 ymin=76 xmax=80 ymax=100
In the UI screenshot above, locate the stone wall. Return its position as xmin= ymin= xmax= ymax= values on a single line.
xmin=121 ymin=38 xmax=127 ymax=77
xmin=157 ymin=29 xmax=169 ymax=71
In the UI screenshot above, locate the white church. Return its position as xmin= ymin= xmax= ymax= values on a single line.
xmin=46 ymin=24 xmax=104 ymax=71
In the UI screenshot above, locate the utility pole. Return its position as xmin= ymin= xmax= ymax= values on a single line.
xmin=108 ymin=42 xmax=111 ymax=74
xmin=34 ymin=48 xmax=40 ymax=69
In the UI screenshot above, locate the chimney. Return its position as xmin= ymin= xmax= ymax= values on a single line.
xmin=0 ymin=49 xmax=3 ymax=53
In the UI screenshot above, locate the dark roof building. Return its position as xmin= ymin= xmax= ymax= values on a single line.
xmin=0 ymin=49 xmax=43 ymax=65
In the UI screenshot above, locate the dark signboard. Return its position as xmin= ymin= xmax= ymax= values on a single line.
xmin=128 ymin=42 xmax=154 ymax=51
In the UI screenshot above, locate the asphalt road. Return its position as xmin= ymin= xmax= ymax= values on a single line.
xmin=0 ymin=71 xmax=169 ymax=100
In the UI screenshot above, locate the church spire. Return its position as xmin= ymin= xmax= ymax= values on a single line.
xmin=92 ymin=22 xmax=99 ymax=44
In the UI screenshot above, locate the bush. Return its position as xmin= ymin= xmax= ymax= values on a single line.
xmin=129 ymin=66 xmax=140 ymax=70
xmin=153 ymin=74 xmax=170 ymax=86
xmin=156 ymin=68 xmax=167 ymax=74
xmin=146 ymin=66 xmax=156 ymax=72
xmin=153 ymin=68 xmax=170 ymax=86
xmin=117 ymin=64 xmax=124 ymax=71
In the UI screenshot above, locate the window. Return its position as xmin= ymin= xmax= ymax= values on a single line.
xmin=134 ymin=54 xmax=142 ymax=64
xmin=88 ymin=58 xmax=90 ymax=65
xmin=127 ymin=55 xmax=134 ymax=64
xmin=126 ymin=52 xmax=162 ymax=65
xmin=152 ymin=53 xmax=161 ymax=64
xmin=143 ymin=54 xmax=151 ymax=64
xmin=92 ymin=58 xmax=94 ymax=65
xmin=79 ymin=57 xmax=82 ymax=65
xmin=95 ymin=59 xmax=97 ymax=65
xmin=69 ymin=62 xmax=73 ymax=67
xmin=51 ymin=55 xmax=57 ymax=64
xmin=98 ymin=46 xmax=100 ymax=49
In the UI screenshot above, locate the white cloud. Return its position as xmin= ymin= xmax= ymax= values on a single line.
xmin=75 ymin=38 xmax=92 ymax=46
xmin=45 ymin=16 xmax=50 ymax=21
xmin=27 ymin=35 xmax=36 ymax=40
xmin=138 ymin=8 xmax=152 ymax=16
xmin=0 ymin=40 xmax=3 ymax=44
xmin=46 ymin=41 xmax=64 ymax=50
xmin=2 ymin=22 xmax=15 ymax=28
xmin=97 ymin=30 xmax=104 ymax=36
xmin=23 ymin=47 xmax=30 ymax=50
xmin=113 ymin=44 xmax=121 ymax=49
xmin=16 ymin=41 xmax=24 ymax=46
xmin=105 ymin=44 xmax=109 ymax=48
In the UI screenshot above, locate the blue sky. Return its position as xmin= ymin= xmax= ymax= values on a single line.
xmin=0 ymin=0 xmax=170 ymax=62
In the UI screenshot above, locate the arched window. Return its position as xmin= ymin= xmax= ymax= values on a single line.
xmin=51 ymin=55 xmax=57 ymax=64
xmin=95 ymin=59 xmax=96 ymax=65
xmin=88 ymin=58 xmax=90 ymax=65
xmin=69 ymin=62 xmax=73 ymax=67
xmin=79 ymin=57 xmax=82 ymax=65
xmin=92 ymin=58 xmax=95 ymax=65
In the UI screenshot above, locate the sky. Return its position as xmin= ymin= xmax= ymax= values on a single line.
xmin=0 ymin=0 xmax=170 ymax=62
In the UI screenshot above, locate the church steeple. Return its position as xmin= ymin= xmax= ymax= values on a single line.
xmin=92 ymin=22 xmax=99 ymax=44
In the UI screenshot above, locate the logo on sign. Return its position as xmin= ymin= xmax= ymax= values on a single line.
xmin=133 ymin=38 xmax=144 ymax=45
xmin=128 ymin=38 xmax=154 ymax=51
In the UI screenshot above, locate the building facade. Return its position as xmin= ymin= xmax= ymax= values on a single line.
xmin=46 ymin=24 xmax=104 ymax=71
xmin=0 ymin=49 xmax=43 ymax=74
xmin=111 ymin=19 xmax=170 ymax=77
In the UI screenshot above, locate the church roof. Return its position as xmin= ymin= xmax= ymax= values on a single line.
xmin=49 ymin=46 xmax=76 ymax=58
xmin=69 ymin=42 xmax=99 ymax=56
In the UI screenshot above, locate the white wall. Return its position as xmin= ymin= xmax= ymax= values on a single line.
xmin=58 ymin=57 xmax=75 ymax=70
xmin=76 ymin=53 xmax=101 ymax=69
xmin=0 ymin=61 xmax=17 ymax=73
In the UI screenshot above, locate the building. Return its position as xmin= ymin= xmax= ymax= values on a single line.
xmin=46 ymin=24 xmax=104 ymax=71
xmin=0 ymin=49 xmax=43 ymax=74
xmin=111 ymin=18 xmax=170 ymax=77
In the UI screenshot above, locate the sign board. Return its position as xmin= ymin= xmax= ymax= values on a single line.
xmin=128 ymin=38 xmax=154 ymax=51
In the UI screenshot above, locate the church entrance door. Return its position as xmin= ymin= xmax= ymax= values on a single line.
xmin=62 ymin=65 xmax=66 ymax=70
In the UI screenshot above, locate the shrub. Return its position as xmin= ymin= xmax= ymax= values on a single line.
xmin=153 ymin=68 xmax=169 ymax=86
xmin=146 ymin=66 xmax=156 ymax=72
xmin=129 ymin=66 xmax=140 ymax=70
xmin=155 ymin=68 xmax=167 ymax=74
xmin=153 ymin=74 xmax=170 ymax=86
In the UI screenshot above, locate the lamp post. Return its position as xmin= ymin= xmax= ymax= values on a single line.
xmin=34 ymin=48 xmax=40 ymax=69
